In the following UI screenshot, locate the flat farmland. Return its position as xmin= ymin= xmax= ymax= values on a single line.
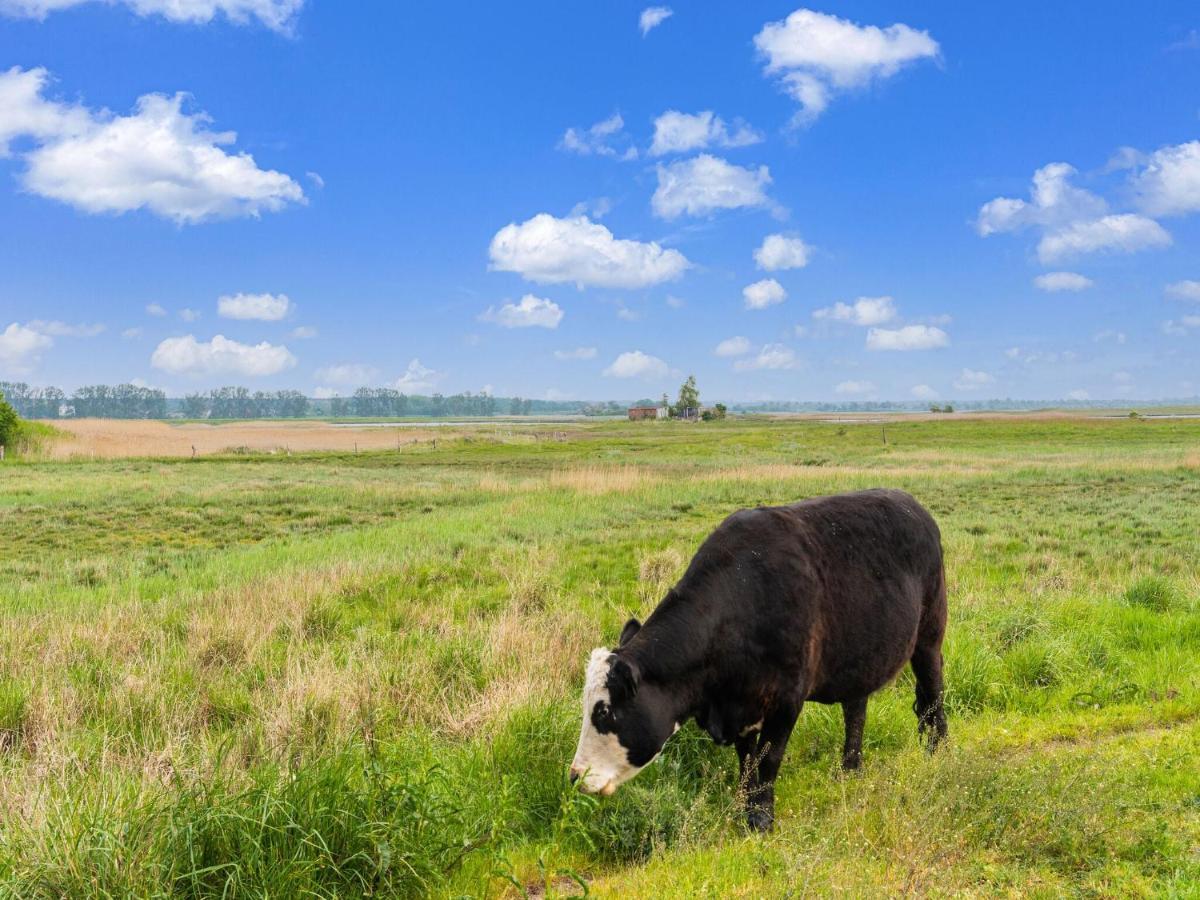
xmin=0 ymin=416 xmax=1197 ymax=896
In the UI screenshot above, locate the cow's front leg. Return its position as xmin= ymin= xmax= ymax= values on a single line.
xmin=741 ymin=704 xmax=801 ymax=833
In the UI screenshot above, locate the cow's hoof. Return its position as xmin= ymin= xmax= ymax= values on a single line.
xmin=746 ymin=807 xmax=774 ymax=833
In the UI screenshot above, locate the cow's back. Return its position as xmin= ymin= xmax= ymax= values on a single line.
xmin=677 ymin=488 xmax=943 ymax=705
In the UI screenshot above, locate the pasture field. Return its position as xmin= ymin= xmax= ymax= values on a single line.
xmin=0 ymin=416 xmax=1197 ymax=897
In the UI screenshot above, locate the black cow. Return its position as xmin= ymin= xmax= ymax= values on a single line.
xmin=569 ymin=488 xmax=947 ymax=831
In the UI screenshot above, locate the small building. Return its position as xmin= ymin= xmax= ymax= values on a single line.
xmin=628 ymin=406 xmax=667 ymax=421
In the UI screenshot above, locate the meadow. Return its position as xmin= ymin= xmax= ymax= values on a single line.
xmin=0 ymin=415 xmax=1197 ymax=897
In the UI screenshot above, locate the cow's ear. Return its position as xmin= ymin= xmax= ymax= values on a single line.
xmin=607 ymin=656 xmax=640 ymax=702
xmin=618 ymin=617 xmax=641 ymax=647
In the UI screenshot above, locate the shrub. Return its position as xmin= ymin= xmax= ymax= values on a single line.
xmin=0 ymin=391 xmax=19 ymax=450
xmin=1123 ymin=576 xmax=1180 ymax=613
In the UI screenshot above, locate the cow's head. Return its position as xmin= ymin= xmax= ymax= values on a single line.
xmin=569 ymin=618 xmax=677 ymax=796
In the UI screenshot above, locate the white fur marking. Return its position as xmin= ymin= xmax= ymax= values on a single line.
xmin=739 ymin=719 xmax=764 ymax=737
xmin=569 ymin=647 xmax=645 ymax=795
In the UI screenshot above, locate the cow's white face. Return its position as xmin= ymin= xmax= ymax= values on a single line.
xmin=569 ymin=634 xmax=678 ymax=796
xmin=570 ymin=649 xmax=642 ymax=795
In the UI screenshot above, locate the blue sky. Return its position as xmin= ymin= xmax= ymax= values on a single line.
xmin=0 ymin=1 xmax=1197 ymax=402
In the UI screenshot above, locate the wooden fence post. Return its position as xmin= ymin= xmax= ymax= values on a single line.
xmin=0 ymin=445 xmax=5 ymax=461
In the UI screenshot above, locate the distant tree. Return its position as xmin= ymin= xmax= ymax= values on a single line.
xmin=674 ymin=375 xmax=699 ymax=417
xmin=183 ymin=393 xmax=208 ymax=418
xmin=713 ymin=403 xmax=727 ymax=420
xmin=0 ymin=390 xmax=19 ymax=448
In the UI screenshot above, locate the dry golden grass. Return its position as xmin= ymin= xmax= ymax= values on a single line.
xmin=39 ymin=418 xmax=468 ymax=459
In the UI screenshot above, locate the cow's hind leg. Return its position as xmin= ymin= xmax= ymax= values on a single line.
xmin=840 ymin=696 xmax=867 ymax=770
xmin=911 ymin=644 xmax=947 ymax=750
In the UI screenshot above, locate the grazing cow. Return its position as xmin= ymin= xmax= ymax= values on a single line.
xmin=569 ymin=488 xmax=947 ymax=831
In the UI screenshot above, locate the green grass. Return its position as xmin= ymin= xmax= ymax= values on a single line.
xmin=0 ymin=416 xmax=1197 ymax=896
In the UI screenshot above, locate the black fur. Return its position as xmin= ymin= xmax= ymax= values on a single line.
xmin=594 ymin=488 xmax=948 ymax=831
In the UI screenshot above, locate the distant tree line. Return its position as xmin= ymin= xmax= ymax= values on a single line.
xmin=0 ymin=382 xmax=167 ymax=419
xmin=182 ymin=387 xmax=311 ymax=419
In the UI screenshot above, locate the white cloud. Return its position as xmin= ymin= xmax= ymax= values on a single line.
xmin=121 ymin=327 xmax=143 ymax=339
xmin=1130 ymin=140 xmax=1200 ymax=217
xmin=394 ymin=358 xmax=437 ymax=392
xmin=911 ymin=384 xmax=938 ymax=400
xmin=1066 ymin=389 xmax=1090 ymax=401
xmin=976 ymin=162 xmax=1170 ymax=263
xmin=1166 ymin=280 xmax=1200 ymax=302
xmin=25 ymin=319 xmax=104 ymax=337
xmin=178 ymin=308 xmax=200 ymax=322
xmin=754 ymin=9 xmax=939 ymax=124
xmin=753 ymin=233 xmax=811 ymax=270
xmin=714 ymin=335 xmax=751 ymax=357
xmin=480 ymin=294 xmax=564 ymax=329
xmin=639 ymin=5 xmax=671 ymax=36
xmin=1034 ymin=271 xmax=1093 ymax=292
xmin=615 ymin=302 xmax=641 ymax=322
xmin=1093 ymin=329 xmax=1127 ymax=344
xmin=489 ymin=213 xmax=689 ymax=289
xmin=734 ymin=343 xmax=797 ymax=371
xmin=1037 ymin=214 xmax=1170 ymax=263
xmin=218 ymin=291 xmax=292 ymax=321
xmin=648 ymin=110 xmax=762 ymax=156
xmin=289 ymin=325 xmax=317 ymax=339
xmin=150 ymin=334 xmax=296 ymax=376
xmin=314 ymin=363 xmax=377 ymax=385
xmin=0 ymin=322 xmax=53 ymax=373
xmin=665 ymin=294 xmax=685 ymax=309
xmin=652 ymin=154 xmax=772 ymax=219
xmin=305 ymin=171 xmax=324 ymax=189
xmin=146 ymin=303 xmax=167 ymax=317
xmin=559 ymin=113 xmax=637 ymax=160
xmin=814 ymin=296 xmax=895 ymax=326
xmin=835 ymin=379 xmax=876 ymax=395
xmin=0 ymin=67 xmax=304 ymax=223
xmin=0 ymin=0 xmax=304 ymax=32
xmin=866 ymin=324 xmax=948 ymax=351
xmin=554 ymin=346 xmax=597 ymax=360
xmin=311 ymin=387 xmax=340 ymax=399
xmin=743 ymin=278 xmax=786 ymax=310
xmin=603 ymin=350 xmax=669 ymax=379
xmin=952 ymin=368 xmax=995 ymax=390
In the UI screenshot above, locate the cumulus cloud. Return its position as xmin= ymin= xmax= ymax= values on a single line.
xmin=1037 ymin=214 xmax=1169 ymax=263
xmin=814 ymin=296 xmax=895 ymax=326
xmin=394 ymin=358 xmax=437 ymax=392
xmin=866 ymin=324 xmax=948 ymax=351
xmin=976 ymin=161 xmax=1170 ymax=263
xmin=489 ymin=213 xmax=688 ymax=289
xmin=835 ymin=380 xmax=876 ymax=395
xmin=218 ymin=292 xmax=292 ymax=321
xmin=1166 ymin=280 xmax=1200 ymax=302
xmin=559 ymin=113 xmax=637 ymax=160
xmin=1034 ymin=271 xmax=1093 ymax=292
xmin=0 ymin=322 xmax=53 ymax=373
xmin=480 ymin=294 xmax=564 ymax=329
xmin=1130 ymin=140 xmax=1200 ymax=217
xmin=289 ymin=325 xmax=317 ymax=339
xmin=652 ymin=154 xmax=772 ymax=219
xmin=911 ymin=384 xmax=938 ymax=400
xmin=150 ymin=334 xmax=296 ymax=376
xmin=649 ymin=110 xmax=762 ymax=156
xmin=603 ymin=350 xmax=669 ymax=379
xmin=754 ymin=8 xmax=939 ymax=125
xmin=742 ymin=278 xmax=787 ymax=310
xmin=314 ymin=363 xmax=377 ymax=385
xmin=0 ymin=0 xmax=303 ymax=31
xmin=0 ymin=67 xmax=304 ymax=223
xmin=25 ymin=319 xmax=104 ymax=337
xmin=122 ymin=327 xmax=143 ymax=339
xmin=178 ymin=308 xmax=200 ymax=322
xmin=639 ymin=5 xmax=671 ymax=36
xmin=753 ymin=233 xmax=811 ymax=270
xmin=714 ymin=335 xmax=751 ymax=357
xmin=952 ymin=368 xmax=995 ymax=390
xmin=145 ymin=303 xmax=167 ymax=317
xmin=554 ymin=346 xmax=597 ymax=360
xmin=734 ymin=343 xmax=797 ymax=371
xmin=1093 ymin=329 xmax=1127 ymax=344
